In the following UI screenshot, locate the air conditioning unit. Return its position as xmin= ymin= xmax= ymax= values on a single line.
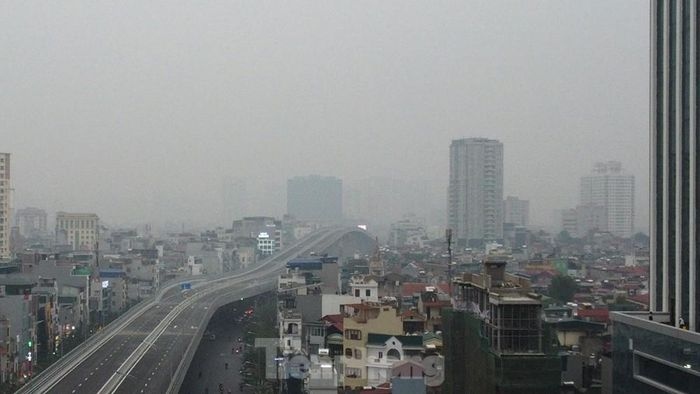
xmin=318 ymin=348 xmax=329 ymax=356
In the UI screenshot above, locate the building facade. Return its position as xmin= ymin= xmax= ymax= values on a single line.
xmin=503 ymin=196 xmax=529 ymax=227
xmin=287 ymin=175 xmax=343 ymax=223
xmin=55 ymin=212 xmax=99 ymax=251
xmin=612 ymin=2 xmax=700 ymax=393
xmin=580 ymin=161 xmax=635 ymax=238
xmin=448 ymin=138 xmax=504 ymax=246
xmin=0 ymin=153 xmax=10 ymax=259
xmin=341 ymin=302 xmax=403 ymax=389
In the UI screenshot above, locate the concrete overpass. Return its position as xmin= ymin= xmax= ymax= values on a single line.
xmin=17 ymin=226 xmax=375 ymax=394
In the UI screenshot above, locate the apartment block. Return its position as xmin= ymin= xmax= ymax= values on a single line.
xmin=55 ymin=212 xmax=99 ymax=251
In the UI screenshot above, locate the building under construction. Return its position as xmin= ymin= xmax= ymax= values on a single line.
xmin=444 ymin=255 xmax=560 ymax=393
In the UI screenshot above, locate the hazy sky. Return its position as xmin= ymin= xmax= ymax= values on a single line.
xmin=2 ymin=1 xmax=649 ymax=230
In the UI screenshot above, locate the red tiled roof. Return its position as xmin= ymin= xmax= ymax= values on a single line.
xmin=322 ymin=314 xmax=342 ymax=323
xmin=401 ymin=309 xmax=425 ymax=321
xmin=577 ymin=308 xmax=610 ymax=322
xmin=322 ymin=314 xmax=343 ymax=331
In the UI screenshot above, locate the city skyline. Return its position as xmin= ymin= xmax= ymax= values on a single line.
xmin=2 ymin=1 xmax=649 ymax=230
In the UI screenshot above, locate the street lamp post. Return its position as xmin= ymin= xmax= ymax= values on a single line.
xmin=274 ymin=356 xmax=284 ymax=394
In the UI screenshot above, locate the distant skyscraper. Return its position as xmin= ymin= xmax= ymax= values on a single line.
xmin=448 ymin=138 xmax=503 ymax=246
xmin=55 ymin=212 xmax=99 ymax=251
xmin=0 ymin=153 xmax=9 ymax=259
xmin=287 ymin=175 xmax=342 ymax=223
xmin=16 ymin=207 xmax=48 ymax=237
xmin=503 ymin=196 xmax=529 ymax=227
xmin=612 ymin=4 xmax=700 ymax=393
xmin=580 ymin=161 xmax=635 ymax=238
xmin=222 ymin=177 xmax=248 ymax=224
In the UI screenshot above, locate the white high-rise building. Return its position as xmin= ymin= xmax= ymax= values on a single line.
xmin=0 ymin=153 xmax=10 ymax=259
xmin=448 ymin=138 xmax=503 ymax=246
xmin=503 ymin=196 xmax=529 ymax=227
xmin=580 ymin=161 xmax=635 ymax=238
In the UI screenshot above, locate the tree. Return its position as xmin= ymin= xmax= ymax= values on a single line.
xmin=548 ymin=275 xmax=577 ymax=303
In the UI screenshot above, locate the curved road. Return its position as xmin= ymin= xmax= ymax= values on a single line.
xmin=17 ymin=227 xmax=371 ymax=394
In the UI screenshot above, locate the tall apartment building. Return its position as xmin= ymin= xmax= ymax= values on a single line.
xmin=0 ymin=153 xmax=10 ymax=259
xmin=611 ymin=3 xmax=700 ymax=393
xmin=287 ymin=175 xmax=343 ymax=223
xmin=448 ymin=138 xmax=504 ymax=246
xmin=55 ymin=212 xmax=99 ymax=251
xmin=580 ymin=161 xmax=635 ymax=238
xmin=16 ymin=207 xmax=48 ymax=237
xmin=503 ymin=196 xmax=529 ymax=227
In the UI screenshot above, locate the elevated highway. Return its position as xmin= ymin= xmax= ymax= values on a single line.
xmin=18 ymin=226 xmax=374 ymax=394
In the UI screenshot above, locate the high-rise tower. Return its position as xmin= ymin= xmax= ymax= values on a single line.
xmin=0 ymin=153 xmax=9 ymax=259
xmin=611 ymin=4 xmax=700 ymax=392
xmin=649 ymin=0 xmax=699 ymax=330
xmin=448 ymin=138 xmax=503 ymax=246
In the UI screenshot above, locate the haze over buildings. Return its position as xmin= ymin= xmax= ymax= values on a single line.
xmin=2 ymin=2 xmax=649 ymax=230
xmin=287 ymin=175 xmax=343 ymax=223
xmin=503 ymin=196 xmax=529 ymax=227
xmin=15 ymin=207 xmax=47 ymax=238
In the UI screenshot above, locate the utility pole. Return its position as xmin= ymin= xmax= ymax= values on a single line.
xmin=446 ymin=229 xmax=453 ymax=297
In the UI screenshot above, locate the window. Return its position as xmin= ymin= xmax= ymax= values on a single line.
xmin=354 ymin=349 xmax=362 ymax=359
xmin=387 ymin=349 xmax=401 ymax=360
xmin=345 ymin=329 xmax=361 ymax=340
xmin=346 ymin=367 xmax=361 ymax=378
xmin=366 ymin=289 xmax=371 ymax=297
xmin=355 ymin=289 xmax=360 ymax=297
xmin=378 ymin=352 xmax=383 ymax=359
xmin=311 ymin=327 xmax=324 ymax=337
xmin=345 ymin=348 xmax=352 ymax=358
xmin=634 ymin=351 xmax=700 ymax=393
